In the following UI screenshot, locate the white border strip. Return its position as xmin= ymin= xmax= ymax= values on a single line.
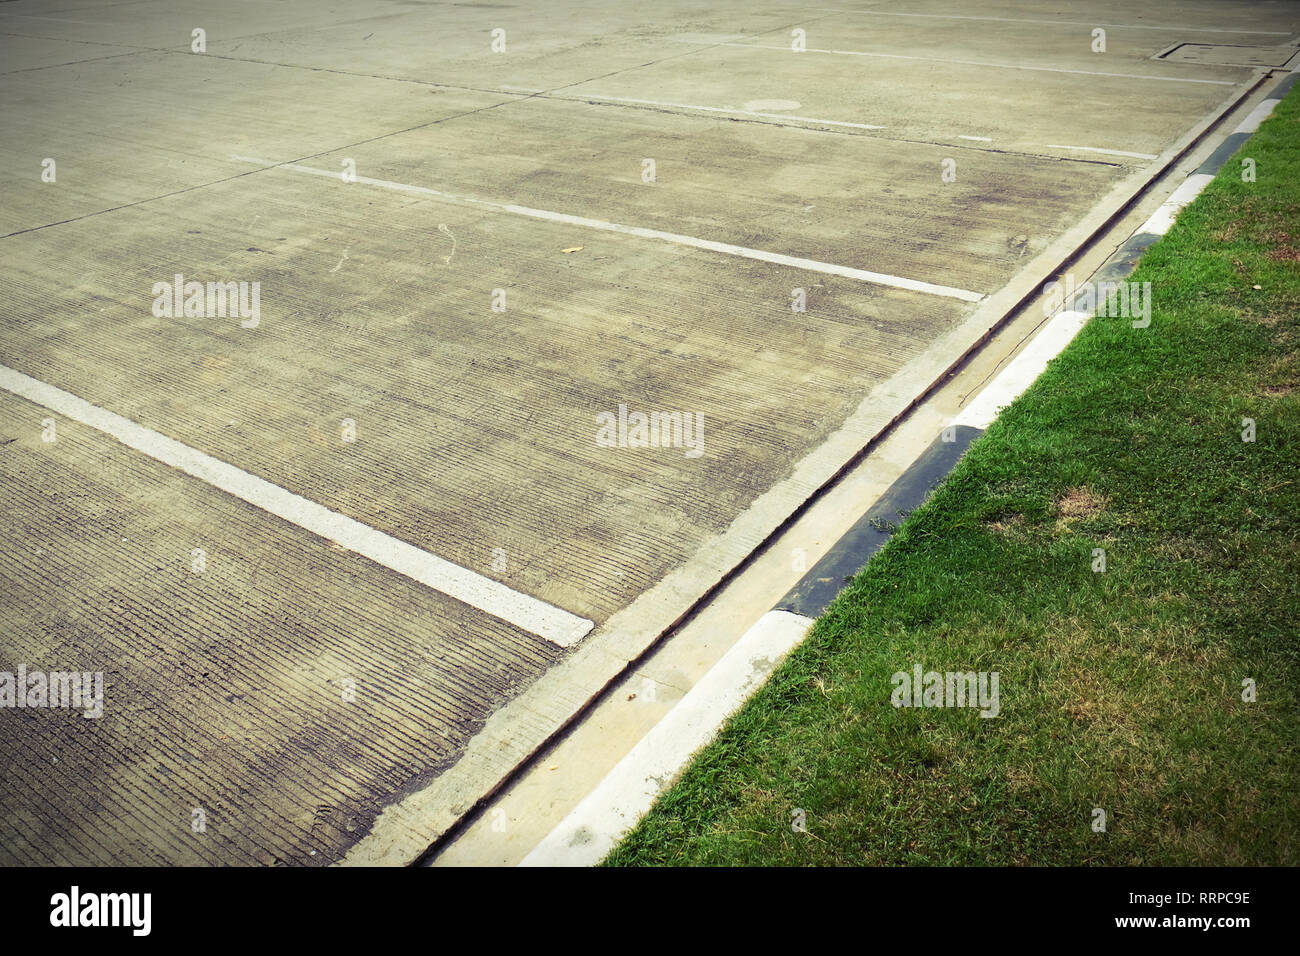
xmin=521 ymin=609 xmax=814 ymax=866
xmin=951 ymin=309 xmax=1093 ymax=429
xmin=0 ymin=364 xmax=594 ymax=647
xmin=1233 ymin=97 xmax=1282 ymax=134
xmin=230 ymin=155 xmax=984 ymax=303
xmin=1138 ymin=172 xmax=1215 ymax=236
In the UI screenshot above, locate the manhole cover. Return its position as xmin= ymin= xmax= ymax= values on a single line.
xmin=1158 ymin=44 xmax=1294 ymax=67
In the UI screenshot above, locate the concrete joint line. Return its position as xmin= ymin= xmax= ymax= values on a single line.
xmin=697 ymin=41 xmax=1239 ymax=85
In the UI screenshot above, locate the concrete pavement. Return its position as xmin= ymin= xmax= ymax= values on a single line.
xmin=1 ymin=0 xmax=1296 ymax=865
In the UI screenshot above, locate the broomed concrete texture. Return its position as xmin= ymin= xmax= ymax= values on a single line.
xmin=0 ymin=388 xmax=560 ymax=865
xmin=4 ymin=63 xmax=1127 ymax=624
xmin=1 ymin=0 xmax=1292 ymax=864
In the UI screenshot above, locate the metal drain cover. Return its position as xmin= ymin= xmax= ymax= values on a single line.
xmin=1159 ymin=44 xmax=1295 ymax=67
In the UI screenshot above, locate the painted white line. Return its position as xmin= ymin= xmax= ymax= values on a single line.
xmin=231 ymin=155 xmax=984 ymax=302
xmin=557 ymin=92 xmax=886 ymax=129
xmin=0 ymin=364 xmax=594 ymax=647
xmin=1233 ymin=98 xmax=1281 ymax=134
xmin=1139 ymin=172 xmax=1214 ymax=236
xmin=689 ymin=41 xmax=1240 ymax=85
xmin=959 ymin=135 xmax=992 ymax=142
xmin=0 ymin=13 xmax=115 ymax=24
xmin=521 ymin=609 xmax=815 ymax=866
xmin=952 ymin=310 xmax=1093 ymax=430
xmin=1045 ymin=144 xmax=1158 ymax=160
xmin=846 ymin=11 xmax=1291 ymax=35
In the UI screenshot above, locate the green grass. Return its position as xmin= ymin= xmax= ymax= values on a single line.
xmin=605 ymin=91 xmax=1300 ymax=867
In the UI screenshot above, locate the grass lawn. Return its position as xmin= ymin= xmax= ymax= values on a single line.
xmin=605 ymin=90 xmax=1300 ymax=866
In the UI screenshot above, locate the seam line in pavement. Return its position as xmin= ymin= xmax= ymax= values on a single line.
xmin=506 ymin=92 xmax=1132 ymax=164
xmin=0 ymin=363 xmax=594 ymax=647
xmin=826 ymin=11 xmax=1292 ymax=34
xmin=691 ymin=41 xmax=1241 ymax=84
xmin=230 ymin=155 xmax=985 ymax=301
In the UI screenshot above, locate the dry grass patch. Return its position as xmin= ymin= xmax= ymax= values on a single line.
xmin=1057 ymin=487 xmax=1107 ymax=518
xmin=985 ymin=513 xmax=1023 ymax=534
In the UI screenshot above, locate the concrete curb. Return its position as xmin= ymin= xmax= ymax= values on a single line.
xmin=519 ymin=66 xmax=1296 ymax=867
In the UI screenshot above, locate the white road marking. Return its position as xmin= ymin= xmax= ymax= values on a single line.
xmin=690 ymin=41 xmax=1240 ymax=85
xmin=231 ymin=155 xmax=984 ymax=302
xmin=1139 ymin=172 xmax=1214 ymax=235
xmin=959 ymin=135 xmax=992 ymax=142
xmin=1045 ymin=144 xmax=1158 ymax=160
xmin=841 ymin=11 xmax=1292 ymax=35
xmin=521 ymin=609 xmax=815 ymax=866
xmin=0 ymin=13 xmax=116 ymax=24
xmin=0 ymin=364 xmax=594 ymax=647
xmin=556 ymin=92 xmax=885 ymax=130
xmin=952 ymin=310 xmax=1093 ymax=430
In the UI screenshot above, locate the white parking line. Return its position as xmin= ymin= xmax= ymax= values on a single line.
xmin=554 ymin=92 xmax=885 ymax=130
xmin=0 ymin=364 xmax=595 ymax=648
xmin=1046 ymin=144 xmax=1158 ymax=160
xmin=0 ymin=13 xmax=117 ymax=24
xmin=689 ymin=41 xmax=1239 ymax=85
xmin=231 ymin=155 xmax=985 ymax=302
